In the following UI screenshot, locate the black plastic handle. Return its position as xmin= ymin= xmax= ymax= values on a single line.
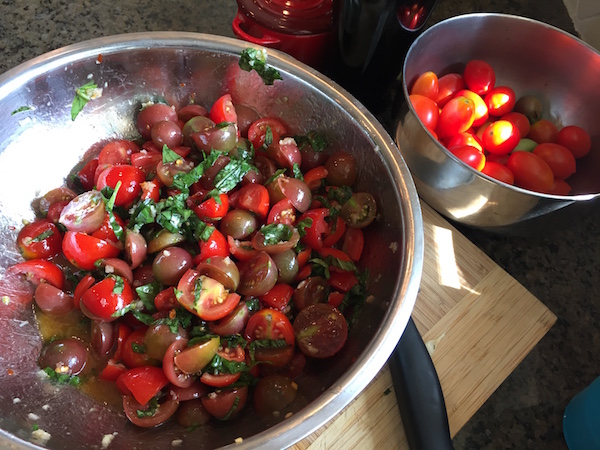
xmin=388 ymin=317 xmax=454 ymax=450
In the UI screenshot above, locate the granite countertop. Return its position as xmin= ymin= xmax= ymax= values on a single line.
xmin=1 ymin=1 xmax=598 ymax=449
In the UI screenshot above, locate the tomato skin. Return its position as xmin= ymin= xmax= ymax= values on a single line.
xmin=463 ymin=59 xmax=496 ymax=95
xmin=501 ymin=112 xmax=530 ymax=138
xmin=62 ymin=231 xmax=120 ymax=270
xmin=236 ymin=183 xmax=270 ymax=218
xmin=245 ymin=308 xmax=295 ymax=345
xmin=298 ymin=208 xmax=329 ymax=250
xmin=532 ymin=143 xmax=576 ymax=180
xmin=197 ymin=229 xmax=229 ymax=262
xmin=293 ymin=303 xmax=348 ymax=359
xmin=436 ymin=96 xmax=475 ymax=138
xmin=549 ymin=178 xmax=572 ymax=195
xmin=481 ymin=120 xmax=521 ymax=155
xmin=409 ymin=94 xmax=439 ymax=131
xmin=506 ymin=151 xmax=554 ymax=193
xmin=341 ymin=227 xmax=364 ymax=262
xmin=446 ymin=132 xmax=483 ymax=153
xmin=449 ymin=145 xmax=485 ymax=171
xmin=123 ymin=393 xmax=179 ymax=428
xmin=435 ymin=73 xmax=465 ymax=107
xmin=118 ymin=366 xmax=169 ymax=406
xmin=410 ymin=71 xmax=439 ymax=100
xmin=483 ymin=85 xmax=516 ymax=117
xmin=454 ymin=89 xmax=488 ymax=127
xmin=556 ymin=125 xmax=592 ymax=159
xmin=188 ymin=193 xmax=229 ymax=221
xmin=99 ymin=359 xmax=127 ymax=382
xmin=267 ymin=198 xmax=296 ymax=225
xmin=527 ymin=119 xmax=558 ymax=144
xmin=210 ymin=93 xmax=238 ymax=127
xmin=201 ymin=386 xmax=248 ymax=421
xmin=73 ymin=273 xmax=95 ymax=309
xmin=481 ymin=161 xmax=515 ymax=185
xmin=8 ymin=259 xmax=65 ymax=289
xmin=259 ymin=283 xmax=294 ymax=311
xmin=200 ymin=372 xmax=241 ymax=388
xmin=96 ymin=165 xmax=146 ymax=207
xmin=17 ymin=219 xmax=62 ymax=260
xmin=98 ymin=139 xmax=140 ymax=166
xmin=77 ymin=158 xmax=99 ymax=191
xmin=80 ymin=276 xmax=134 ymax=322
xmin=248 ymin=118 xmax=287 ymax=150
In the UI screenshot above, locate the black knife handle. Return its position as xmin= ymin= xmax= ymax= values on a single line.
xmin=388 ymin=317 xmax=454 ymax=450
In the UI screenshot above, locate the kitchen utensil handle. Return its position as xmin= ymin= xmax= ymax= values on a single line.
xmin=388 ymin=317 xmax=454 ymax=450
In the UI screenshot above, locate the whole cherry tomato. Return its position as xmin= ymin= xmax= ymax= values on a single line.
xmin=556 ymin=125 xmax=592 ymax=159
xmin=501 ymin=112 xmax=530 ymax=138
xmin=481 ymin=120 xmax=521 ymax=155
xmin=527 ymin=119 xmax=558 ymax=144
xmin=506 ymin=151 xmax=554 ymax=193
xmin=435 ymin=73 xmax=464 ymax=107
xmin=445 ymin=132 xmax=483 ymax=152
xmin=410 ymin=71 xmax=439 ymax=100
xmin=436 ymin=96 xmax=475 ymax=138
xmin=463 ymin=59 xmax=495 ymax=95
xmin=409 ymin=94 xmax=439 ymax=132
xmin=484 ymin=85 xmax=516 ymax=117
xmin=455 ymin=89 xmax=488 ymax=127
xmin=481 ymin=161 xmax=515 ymax=185
xmin=449 ymin=145 xmax=485 ymax=171
xmin=532 ymin=143 xmax=576 ymax=180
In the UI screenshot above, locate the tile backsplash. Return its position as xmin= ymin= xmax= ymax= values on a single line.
xmin=563 ymin=0 xmax=600 ymax=50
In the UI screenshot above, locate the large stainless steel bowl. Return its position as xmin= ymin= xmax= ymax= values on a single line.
xmin=0 ymin=33 xmax=423 ymax=449
xmin=395 ymin=13 xmax=600 ymax=234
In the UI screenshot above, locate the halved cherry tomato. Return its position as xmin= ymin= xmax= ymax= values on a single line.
xmin=226 ymin=235 xmax=259 ymax=261
xmin=123 ymin=393 xmax=179 ymax=428
xmin=91 ymin=212 xmax=126 ymax=247
xmin=118 ymin=365 xmax=169 ymax=406
xmin=73 ymin=274 xmax=96 ymax=309
xmin=303 ymin=166 xmax=328 ymax=191
xmin=322 ymin=215 xmax=346 ymax=248
xmin=298 ymin=208 xmax=329 ymax=250
xmin=201 ymin=386 xmax=248 ymax=420
xmin=200 ymin=372 xmax=241 ymax=388
xmin=293 ymin=303 xmax=348 ymax=359
xmin=131 ymin=150 xmax=162 ymax=176
xmin=341 ymin=227 xmax=364 ymax=262
xmin=188 ymin=193 xmax=229 ymax=221
xmin=140 ymin=179 xmax=161 ymax=202
xmin=80 ymin=275 xmax=134 ymax=322
xmin=245 ymin=308 xmax=295 ymax=345
xmin=209 ymin=94 xmax=238 ymax=127
xmin=176 ymin=269 xmax=241 ymax=321
xmin=98 ymin=139 xmax=140 ymax=166
xmin=77 ymin=158 xmax=99 ymax=191
xmin=236 ymin=183 xmax=270 ymax=218
xmin=8 ymin=259 xmax=64 ymax=289
xmin=113 ymin=323 xmax=133 ymax=362
xmin=174 ymin=336 xmax=220 ymax=374
xmin=259 ymin=283 xmax=294 ymax=311
xmin=248 ymin=117 xmax=287 ymax=150
xmin=62 ymin=231 xmax=120 ymax=270
xmin=328 ymin=270 xmax=358 ymax=293
xmin=96 ymin=165 xmax=146 ymax=207
xmin=328 ymin=291 xmax=345 ymax=308
xmin=196 ymin=228 xmax=229 ymax=262
xmin=154 ymin=286 xmax=179 ymax=312
xmin=267 ymin=198 xmax=296 ymax=225
xmin=99 ymin=359 xmax=127 ymax=382
xmin=17 ymin=220 xmax=62 ymax=260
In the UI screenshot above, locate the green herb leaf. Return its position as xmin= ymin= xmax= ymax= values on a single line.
xmin=245 ymin=297 xmax=260 ymax=313
xmin=32 ymin=229 xmax=54 ymax=242
xmin=135 ymin=282 xmax=160 ymax=313
xmin=248 ymin=339 xmax=287 ymax=363
xmin=264 ymin=168 xmax=286 ymax=187
xmin=207 ymin=353 xmax=248 ymax=375
xmin=172 ymin=151 xmax=221 ymax=192
xmin=12 ymin=106 xmax=32 ymax=116
xmin=136 ymin=397 xmax=159 ymax=418
xmin=111 ymin=275 xmax=125 ymax=294
xmin=154 ymin=308 xmax=194 ymax=334
xmin=71 ymin=80 xmax=99 ymax=121
xmin=259 ymin=223 xmax=293 ymax=246
xmin=239 ymin=48 xmax=282 ymax=85
xmin=210 ymin=159 xmax=255 ymax=195
xmin=296 ymin=217 xmax=313 ymax=238
xmin=43 ymin=366 xmax=81 ymax=386
xmin=294 ymin=131 xmax=328 ymax=152
xmin=292 ymin=163 xmax=304 ymax=181
xmin=162 ymin=145 xmax=182 ymax=164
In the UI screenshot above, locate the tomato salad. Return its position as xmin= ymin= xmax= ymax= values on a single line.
xmin=9 ymin=56 xmax=377 ymax=430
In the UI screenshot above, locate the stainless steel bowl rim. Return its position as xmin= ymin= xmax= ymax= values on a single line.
xmin=0 ymin=32 xmax=424 ymax=450
xmin=403 ymin=12 xmax=600 ymax=202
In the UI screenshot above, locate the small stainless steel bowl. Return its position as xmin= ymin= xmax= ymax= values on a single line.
xmin=0 ymin=33 xmax=423 ymax=449
xmin=395 ymin=13 xmax=600 ymax=234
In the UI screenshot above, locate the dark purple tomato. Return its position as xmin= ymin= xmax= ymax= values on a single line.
xmin=233 ymin=103 xmax=261 ymax=137
xmin=191 ymin=123 xmax=237 ymax=153
xmin=137 ymin=103 xmax=178 ymax=140
xmin=176 ymin=399 xmax=212 ymax=428
xmin=144 ymin=323 xmax=188 ymax=361
xmin=293 ymin=276 xmax=330 ymax=311
xmin=208 ymin=301 xmax=250 ymax=336
xmin=253 ymin=374 xmax=298 ymax=415
xmin=220 ymin=209 xmax=258 ymax=240
xmin=123 ymin=393 xmax=179 ymax=428
xmin=151 ymin=120 xmax=183 ymax=149
xmin=201 ymin=386 xmax=248 ymax=421
xmin=271 ymin=249 xmax=299 ymax=285
xmin=38 ymin=338 xmax=88 ymax=376
xmin=34 ymin=283 xmax=73 ymax=316
xmin=195 ymin=256 xmax=240 ymax=291
xmin=293 ymin=303 xmax=348 ymax=359
xmin=238 ymin=252 xmax=278 ymax=296
xmin=182 ymin=115 xmax=215 ymax=147
xmin=325 ymin=151 xmax=357 ymax=186
xmin=152 ymin=247 xmax=193 ymax=286
xmin=90 ymin=321 xmax=116 ymax=357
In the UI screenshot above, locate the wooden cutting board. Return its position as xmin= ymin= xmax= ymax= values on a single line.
xmin=290 ymin=202 xmax=557 ymax=450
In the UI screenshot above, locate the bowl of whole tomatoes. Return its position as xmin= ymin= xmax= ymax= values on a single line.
xmin=0 ymin=33 xmax=423 ymax=449
xmin=395 ymin=13 xmax=600 ymax=233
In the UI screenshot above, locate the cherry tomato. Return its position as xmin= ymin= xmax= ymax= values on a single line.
xmin=162 ymin=339 xmax=196 ymax=388
xmin=267 ymin=198 xmax=296 ymax=225
xmin=303 ymin=166 xmax=328 ymax=191
xmin=556 ymin=125 xmax=592 ymax=159
xmin=436 ymin=96 xmax=475 ymax=138
xmin=209 ymin=93 xmax=238 ymax=127
xmin=96 ymin=165 xmax=146 ymax=207
xmin=123 ymin=393 xmax=179 ymax=428
xmin=410 ymin=71 xmax=439 ymax=100
xmin=449 ymin=145 xmax=485 ymax=171
xmin=454 ymin=89 xmax=488 ymax=127
xmin=409 ymin=94 xmax=439 ymax=132
xmin=435 ymin=73 xmax=465 ymax=107
xmin=131 ymin=150 xmax=162 ymax=176
xmin=259 ymin=283 xmax=294 ymax=311
xmin=176 ymin=269 xmax=241 ymax=321
xmin=236 ymin=183 xmax=270 ymax=218
xmin=245 ymin=308 xmax=295 ymax=345
xmin=62 ymin=231 xmax=120 ymax=270
xmin=533 ymin=143 xmax=576 ymax=180
xmin=17 ymin=219 xmax=62 ymax=260
xmin=73 ymin=273 xmax=95 ymax=309
xmin=506 ymin=151 xmax=554 ymax=193
xmin=483 ymin=85 xmax=516 ymax=117
xmin=445 ymin=132 xmax=483 ymax=153
xmin=293 ymin=303 xmax=348 ymax=359
xmin=80 ymin=275 xmax=134 ymax=322
xmin=200 ymin=372 xmax=241 ymax=388
xmin=99 ymin=359 xmax=127 ymax=382
xmin=8 ymin=259 xmax=65 ymax=289
xmin=98 ymin=139 xmax=140 ymax=166
xmin=140 ymin=179 xmax=161 ymax=202
xmin=549 ymin=178 xmax=572 ymax=195
xmin=481 ymin=120 xmax=521 ymax=155
xmin=118 ymin=365 xmax=169 ymax=405
xmin=341 ymin=227 xmax=364 ymax=262
xmin=174 ymin=336 xmax=220 ymax=374
xmin=188 ymin=193 xmax=229 ymax=221
xmin=253 ymin=374 xmax=298 ymax=416
xmin=527 ymin=119 xmax=558 ymax=144
xmin=501 ymin=112 xmax=530 ymax=138
xmin=197 ymin=229 xmax=229 ymax=262
xmin=77 ymin=158 xmax=99 ymax=191
xmin=463 ymin=59 xmax=495 ymax=95
xmin=226 ymin=235 xmax=259 ymax=262
xmin=298 ymin=208 xmax=329 ymax=250
xmin=91 ymin=212 xmax=126 ymax=247
xmin=201 ymin=386 xmax=248 ymax=420
xmin=59 ymin=191 xmax=106 ymax=234
xmin=248 ymin=117 xmax=287 ymax=150
xmin=481 ymin=161 xmax=514 ymax=185
xmin=328 ymin=270 xmax=358 ymax=293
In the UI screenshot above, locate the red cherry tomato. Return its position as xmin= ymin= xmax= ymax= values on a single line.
xmin=62 ymin=231 xmax=120 ymax=270
xmin=409 ymin=94 xmax=439 ymax=131
xmin=77 ymin=158 xmax=99 ymax=191
xmin=556 ymin=125 xmax=592 ymax=159
xmin=209 ymin=93 xmax=238 ymax=126
xmin=17 ymin=219 xmax=62 ymax=260
xmin=483 ymin=85 xmax=516 ymax=117
xmin=436 ymin=96 xmax=475 ymax=138
xmin=120 ymin=327 xmax=159 ymax=368
xmin=341 ymin=227 xmax=364 ymax=262
xmin=8 ymin=259 xmax=65 ymax=289
xmin=73 ymin=273 xmax=95 ymax=309
xmin=463 ymin=59 xmax=496 ymax=95
xmin=267 ymin=198 xmax=297 ymax=225
xmin=197 ymin=229 xmax=229 ymax=262
xmin=131 ymin=151 xmax=162 ymax=176
xmin=298 ymin=208 xmax=329 ymax=250
xmin=91 ymin=212 xmax=126 ymax=247
xmin=445 ymin=132 xmax=483 ymax=152
xmin=98 ymin=139 xmax=140 ymax=166
xmin=226 ymin=235 xmax=259 ymax=262
xmin=454 ymin=89 xmax=488 ymax=127
xmin=549 ymin=178 xmax=572 ymax=195
xmin=236 ymin=183 xmax=270 ymax=218
xmin=527 ymin=119 xmax=558 ymax=144
xmin=410 ymin=71 xmax=439 ymax=101
xmin=259 ymin=283 xmax=294 ymax=311
xmin=118 ymin=366 xmax=169 ymax=406
xmin=80 ymin=275 xmax=134 ymax=322
xmin=506 ymin=151 xmax=554 ymax=193
xmin=481 ymin=161 xmax=515 ymax=185
xmin=435 ymin=73 xmax=465 ymax=107
xmin=532 ymin=143 xmax=576 ymax=180
xmin=200 ymin=372 xmax=241 ymax=388
xmin=247 ymin=117 xmax=287 ymax=150
xmin=244 ymin=308 xmax=295 ymax=346
xmin=201 ymin=386 xmax=248 ymax=420
xmin=188 ymin=193 xmax=229 ymax=221
xmin=481 ymin=120 xmax=521 ymax=155
xmin=449 ymin=145 xmax=486 ymax=171
xmin=96 ymin=165 xmax=146 ymax=207
xmin=99 ymin=359 xmax=127 ymax=382
xmin=501 ymin=112 xmax=530 ymax=138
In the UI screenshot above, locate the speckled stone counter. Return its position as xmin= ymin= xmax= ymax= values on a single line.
xmin=1 ymin=1 xmax=598 ymax=449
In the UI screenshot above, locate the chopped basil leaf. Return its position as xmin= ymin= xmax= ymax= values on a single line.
xmin=292 ymin=163 xmax=304 ymax=181
xmin=260 ymin=223 xmax=293 ymax=246
xmin=154 ymin=308 xmax=194 ymax=334
xmin=136 ymin=398 xmax=159 ymax=418
xmin=111 ymin=275 xmax=125 ymax=294
xmin=339 ymin=269 xmax=369 ymax=328
xmin=100 ymin=181 xmax=124 ymax=242
xmin=132 ymin=342 xmax=146 ymax=354
xmin=32 ymin=229 xmax=54 ymax=242
xmin=193 ymin=276 xmax=203 ymax=309
xmin=187 ymin=333 xmax=220 ymax=347
xmin=248 ymin=339 xmax=287 ymax=363
xmin=294 ymin=131 xmax=328 ymax=152
xmin=131 ymin=310 xmax=155 ymax=325
xmin=71 ymin=80 xmax=99 ymax=121
xmin=328 ymin=185 xmax=353 ymax=206
xmin=221 ymin=334 xmax=248 ymax=349
xmin=264 ymin=126 xmax=274 ymax=148
xmin=207 ymin=353 xmax=248 ymax=375
xmin=172 ymin=151 xmax=221 ymax=192
xmin=245 ymin=297 xmax=260 ymax=313
xmin=309 ymin=257 xmax=330 ymax=279
xmin=11 ymin=106 xmax=32 ymax=115
xmin=239 ymin=48 xmax=282 ymax=86
xmin=209 ymin=159 xmax=255 ymax=196
xmin=264 ymin=168 xmax=286 ymax=186
xmin=129 ymin=198 xmax=157 ymax=232
xmin=135 ymin=282 xmax=160 ymax=313
xmin=162 ymin=145 xmax=182 ymax=164
xmin=295 ymin=217 xmax=313 ymax=238
xmin=43 ymin=366 xmax=81 ymax=386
